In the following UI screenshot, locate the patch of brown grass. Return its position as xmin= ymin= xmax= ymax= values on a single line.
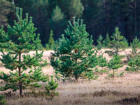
xmin=1 ymin=50 xmax=140 ymax=105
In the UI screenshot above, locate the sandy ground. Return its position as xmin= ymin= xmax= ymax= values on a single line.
xmin=1 ymin=49 xmax=140 ymax=105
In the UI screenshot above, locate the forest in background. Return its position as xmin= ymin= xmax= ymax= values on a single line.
xmin=1 ymin=0 xmax=140 ymax=45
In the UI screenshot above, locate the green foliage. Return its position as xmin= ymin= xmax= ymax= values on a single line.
xmin=45 ymin=30 xmax=55 ymax=50
xmin=36 ymin=42 xmax=44 ymax=50
xmin=116 ymin=72 xmax=124 ymax=77
xmin=103 ymin=32 xmax=110 ymax=47
xmin=98 ymin=55 xmax=108 ymax=70
xmin=94 ymin=68 xmax=108 ymax=74
xmin=51 ymin=18 xmax=98 ymax=81
xmin=108 ymin=55 xmax=123 ymax=78
xmin=0 ymin=8 xmax=48 ymax=96
xmin=109 ymin=27 xmax=127 ymax=55
xmin=3 ymin=0 xmax=140 ymax=46
xmin=130 ymin=37 xmax=140 ymax=57
xmin=0 ymin=67 xmax=48 ymax=91
xmin=0 ymin=95 xmax=7 ymax=105
xmin=0 ymin=0 xmax=14 ymax=26
xmin=40 ymin=59 xmax=48 ymax=67
xmin=45 ymin=44 xmax=50 ymax=50
xmin=97 ymin=35 xmax=103 ymax=49
xmin=123 ymin=37 xmax=129 ymax=48
xmin=50 ymin=5 xmax=66 ymax=38
xmin=45 ymin=76 xmax=58 ymax=97
xmin=69 ymin=0 xmax=84 ymax=18
xmin=126 ymin=55 xmax=140 ymax=72
xmin=51 ymin=5 xmax=64 ymax=23
xmin=48 ymin=30 xmax=55 ymax=49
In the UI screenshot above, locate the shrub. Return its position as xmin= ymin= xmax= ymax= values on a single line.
xmin=108 ymin=55 xmax=123 ymax=78
xmin=45 ymin=76 xmax=58 ymax=98
xmin=0 ymin=95 xmax=7 ymax=105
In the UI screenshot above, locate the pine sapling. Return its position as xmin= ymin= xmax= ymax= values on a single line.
xmin=97 ymin=35 xmax=103 ymax=50
xmin=107 ymin=27 xmax=127 ymax=56
xmin=0 ymin=95 xmax=7 ymax=105
xmin=48 ymin=30 xmax=55 ymax=49
xmin=130 ymin=37 xmax=140 ymax=57
xmin=126 ymin=55 xmax=140 ymax=72
xmin=45 ymin=76 xmax=58 ymax=98
xmin=103 ymin=32 xmax=110 ymax=47
xmin=108 ymin=55 xmax=123 ymax=78
xmin=98 ymin=55 xmax=108 ymax=70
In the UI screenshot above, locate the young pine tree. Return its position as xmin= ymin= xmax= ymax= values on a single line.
xmin=97 ymin=35 xmax=103 ymax=50
xmin=0 ymin=8 xmax=48 ymax=96
xmin=103 ymin=32 xmax=110 ymax=47
xmin=130 ymin=37 xmax=140 ymax=57
xmin=98 ymin=55 xmax=108 ymax=70
xmin=125 ymin=37 xmax=140 ymax=72
xmin=45 ymin=75 xmax=58 ymax=98
xmin=0 ymin=95 xmax=7 ymax=105
xmin=48 ymin=30 xmax=55 ymax=49
xmin=109 ymin=27 xmax=127 ymax=55
xmin=51 ymin=18 xmax=98 ymax=81
xmin=108 ymin=55 xmax=123 ymax=78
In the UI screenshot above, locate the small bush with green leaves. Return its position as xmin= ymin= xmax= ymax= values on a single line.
xmin=116 ymin=72 xmax=124 ymax=77
xmin=40 ymin=59 xmax=48 ymax=67
xmin=97 ymin=35 xmax=103 ymax=49
xmin=106 ymin=27 xmax=127 ymax=56
xmin=0 ymin=95 xmax=7 ymax=105
xmin=45 ymin=76 xmax=58 ymax=98
xmin=103 ymin=32 xmax=110 ymax=47
xmin=125 ymin=55 xmax=140 ymax=72
xmin=45 ymin=44 xmax=50 ymax=50
xmin=45 ymin=30 xmax=55 ymax=50
xmin=130 ymin=37 xmax=140 ymax=57
xmin=95 ymin=68 xmax=108 ymax=74
xmin=98 ymin=55 xmax=108 ymax=70
xmin=108 ymin=55 xmax=123 ymax=78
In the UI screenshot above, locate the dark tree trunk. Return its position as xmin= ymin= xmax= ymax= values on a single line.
xmin=18 ymin=53 xmax=22 ymax=96
xmin=134 ymin=1 xmax=137 ymax=35
xmin=113 ymin=69 xmax=114 ymax=78
xmin=75 ymin=74 xmax=78 ymax=81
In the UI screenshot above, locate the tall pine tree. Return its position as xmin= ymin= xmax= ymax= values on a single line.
xmin=51 ymin=18 xmax=98 ymax=81
xmin=50 ymin=5 xmax=66 ymax=39
xmin=0 ymin=8 xmax=48 ymax=96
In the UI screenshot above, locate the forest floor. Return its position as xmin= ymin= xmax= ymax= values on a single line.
xmin=1 ymin=49 xmax=140 ymax=105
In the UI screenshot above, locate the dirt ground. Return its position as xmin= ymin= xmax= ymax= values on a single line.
xmin=1 ymin=49 xmax=140 ymax=105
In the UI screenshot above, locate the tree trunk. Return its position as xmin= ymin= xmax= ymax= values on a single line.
xmin=74 ymin=49 xmax=78 ymax=81
xmin=18 ymin=53 xmax=22 ymax=96
xmin=113 ymin=69 xmax=114 ymax=78
xmin=75 ymin=74 xmax=78 ymax=81
xmin=134 ymin=1 xmax=137 ymax=35
xmin=105 ymin=0 xmax=108 ymax=33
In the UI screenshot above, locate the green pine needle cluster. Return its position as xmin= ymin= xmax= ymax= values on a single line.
xmin=0 ymin=7 xmax=48 ymax=96
xmin=0 ymin=95 xmax=7 ymax=105
xmin=45 ymin=76 xmax=58 ymax=97
xmin=108 ymin=55 xmax=123 ymax=78
xmin=51 ymin=17 xmax=98 ymax=81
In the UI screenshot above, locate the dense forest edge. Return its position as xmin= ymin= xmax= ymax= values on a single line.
xmin=2 ymin=1 xmax=140 ymax=105
xmin=1 ymin=0 xmax=140 ymax=46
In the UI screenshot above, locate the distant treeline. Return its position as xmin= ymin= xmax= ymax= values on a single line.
xmin=1 ymin=0 xmax=140 ymax=45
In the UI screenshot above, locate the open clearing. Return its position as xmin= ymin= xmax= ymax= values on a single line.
xmin=1 ymin=49 xmax=140 ymax=105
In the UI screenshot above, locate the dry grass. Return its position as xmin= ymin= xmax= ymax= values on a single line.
xmin=1 ymin=49 xmax=140 ymax=105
